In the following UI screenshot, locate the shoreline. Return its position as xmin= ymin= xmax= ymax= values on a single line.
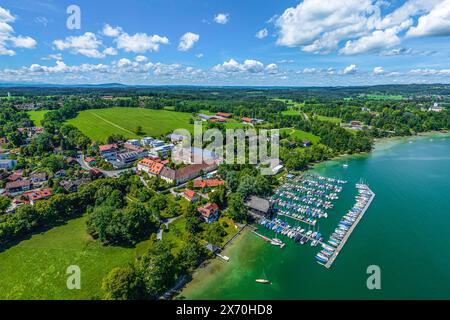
xmin=178 ymin=131 xmax=450 ymax=299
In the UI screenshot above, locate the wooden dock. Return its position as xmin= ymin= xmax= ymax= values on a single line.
xmin=323 ymin=186 xmax=376 ymax=269
xmin=276 ymin=212 xmax=316 ymax=226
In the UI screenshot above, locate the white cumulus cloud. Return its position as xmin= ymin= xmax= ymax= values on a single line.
xmin=342 ymin=64 xmax=357 ymax=74
xmin=53 ymin=32 xmax=105 ymax=58
xmin=0 ymin=6 xmax=37 ymax=56
xmin=256 ymin=28 xmax=269 ymax=39
xmin=178 ymin=32 xmax=200 ymax=52
xmin=115 ymin=32 xmax=169 ymax=53
xmin=214 ymin=13 xmax=229 ymax=24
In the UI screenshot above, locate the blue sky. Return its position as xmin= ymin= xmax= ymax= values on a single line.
xmin=1 ymin=0 xmax=450 ymax=85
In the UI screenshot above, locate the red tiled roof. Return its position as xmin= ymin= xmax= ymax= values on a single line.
xmin=99 ymin=144 xmax=118 ymax=152
xmin=216 ymin=112 xmax=232 ymax=118
xmin=183 ymin=189 xmax=197 ymax=200
xmin=23 ymin=188 xmax=53 ymax=201
xmin=6 ymin=179 xmax=31 ymax=190
xmin=138 ymin=158 xmax=165 ymax=175
xmin=193 ymin=179 xmax=225 ymax=189
xmin=85 ymin=157 xmax=96 ymax=163
xmin=241 ymin=117 xmax=254 ymax=123
xmin=124 ymin=143 xmax=145 ymax=153
xmin=198 ymin=203 xmax=219 ymax=218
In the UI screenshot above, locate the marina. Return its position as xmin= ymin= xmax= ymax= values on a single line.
xmin=253 ymin=174 xmax=376 ymax=268
xmin=316 ymin=184 xmax=376 ymax=269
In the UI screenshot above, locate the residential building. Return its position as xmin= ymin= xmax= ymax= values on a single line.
xmin=85 ymin=157 xmax=97 ymax=166
xmin=113 ymin=151 xmax=145 ymax=168
xmin=99 ymin=144 xmax=118 ymax=160
xmin=30 ymin=172 xmax=48 ymax=184
xmin=216 ymin=112 xmax=232 ymax=118
xmin=149 ymin=144 xmax=174 ymax=158
xmin=141 ymin=137 xmax=155 ymax=147
xmin=0 ymin=159 xmax=17 ymax=170
xmin=193 ymin=179 xmax=225 ymax=189
xmin=22 ymin=188 xmax=53 ymax=205
xmin=198 ymin=203 xmax=219 ymax=223
xmin=6 ymin=180 xmax=32 ymax=195
xmin=172 ymin=147 xmax=220 ymax=165
xmin=245 ymin=196 xmax=273 ymax=218
xmin=183 ymin=189 xmax=200 ymax=202
xmin=126 ymin=139 xmax=140 ymax=146
xmin=137 ymin=158 xmax=165 ymax=177
xmin=160 ymin=162 xmax=217 ymax=184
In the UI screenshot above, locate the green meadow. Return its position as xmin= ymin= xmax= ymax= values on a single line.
xmin=315 ymin=115 xmax=342 ymax=124
xmin=280 ymin=128 xmax=320 ymax=143
xmin=28 ymin=110 xmax=49 ymax=126
xmin=0 ymin=215 xmax=150 ymax=300
xmin=67 ymin=107 xmax=194 ymax=143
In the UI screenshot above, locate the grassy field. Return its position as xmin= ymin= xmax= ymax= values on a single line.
xmin=358 ymin=94 xmax=403 ymax=100
xmin=28 ymin=110 xmax=49 ymax=126
xmin=280 ymin=128 xmax=320 ymax=143
xmin=315 ymin=115 xmax=342 ymax=124
xmin=0 ymin=215 xmax=150 ymax=300
xmin=67 ymin=107 xmax=194 ymax=143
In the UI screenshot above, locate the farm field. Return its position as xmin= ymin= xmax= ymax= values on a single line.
xmin=0 ymin=215 xmax=150 ymax=300
xmin=67 ymin=107 xmax=194 ymax=143
xmin=280 ymin=128 xmax=321 ymax=143
xmin=28 ymin=110 xmax=49 ymax=126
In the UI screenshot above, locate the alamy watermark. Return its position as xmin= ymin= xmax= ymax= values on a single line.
xmin=366 ymin=265 xmax=381 ymax=290
xmin=66 ymin=5 xmax=81 ymax=30
xmin=170 ymin=122 xmax=280 ymax=175
xmin=66 ymin=265 xmax=81 ymax=290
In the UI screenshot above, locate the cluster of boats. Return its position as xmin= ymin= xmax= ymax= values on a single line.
xmin=271 ymin=175 xmax=346 ymax=224
xmin=315 ymin=184 xmax=374 ymax=266
xmin=257 ymin=218 xmax=324 ymax=247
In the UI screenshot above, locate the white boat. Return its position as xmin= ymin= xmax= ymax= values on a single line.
xmin=256 ymin=279 xmax=271 ymax=284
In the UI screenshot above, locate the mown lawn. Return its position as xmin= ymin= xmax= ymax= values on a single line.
xmin=280 ymin=128 xmax=321 ymax=143
xmin=28 ymin=110 xmax=49 ymax=126
xmin=0 ymin=215 xmax=150 ymax=300
xmin=67 ymin=107 xmax=194 ymax=143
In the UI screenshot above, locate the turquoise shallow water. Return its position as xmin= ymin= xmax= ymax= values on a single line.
xmin=182 ymin=134 xmax=450 ymax=300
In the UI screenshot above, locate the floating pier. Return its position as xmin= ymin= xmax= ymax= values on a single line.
xmin=322 ymin=185 xmax=376 ymax=269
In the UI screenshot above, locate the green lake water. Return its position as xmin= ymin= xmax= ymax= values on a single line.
xmin=181 ymin=134 xmax=450 ymax=300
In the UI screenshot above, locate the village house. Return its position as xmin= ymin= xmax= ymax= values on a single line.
xmin=30 ymin=172 xmax=48 ymax=184
xmin=193 ymin=179 xmax=225 ymax=189
xmin=216 ymin=112 xmax=232 ymax=118
xmin=149 ymin=144 xmax=174 ymax=159
xmin=5 ymin=180 xmax=32 ymax=195
xmin=198 ymin=203 xmax=219 ymax=223
xmin=245 ymin=196 xmax=273 ymax=219
xmin=183 ymin=189 xmax=200 ymax=202
xmin=429 ymin=103 xmax=444 ymax=112
xmin=125 ymin=139 xmax=140 ymax=147
xmin=116 ymin=151 xmax=146 ymax=168
xmin=0 ymin=159 xmax=17 ymax=170
xmin=22 ymin=188 xmax=53 ymax=205
xmin=141 ymin=137 xmax=155 ymax=147
xmin=59 ymin=179 xmax=89 ymax=193
xmin=99 ymin=144 xmax=118 ymax=160
xmin=241 ymin=117 xmax=260 ymax=124
xmin=124 ymin=143 xmax=148 ymax=157
xmin=7 ymin=170 xmax=23 ymax=182
xmin=66 ymin=156 xmax=78 ymax=166
xmin=137 ymin=158 xmax=165 ymax=177
xmin=85 ymin=157 xmax=97 ymax=166
xmin=54 ymin=169 xmax=67 ymax=178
